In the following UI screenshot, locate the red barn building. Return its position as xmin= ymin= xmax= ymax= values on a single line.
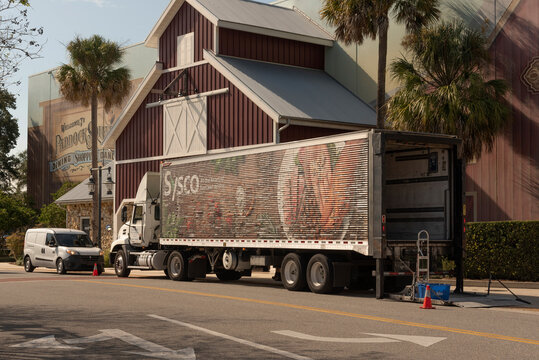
xmin=102 ymin=0 xmax=376 ymax=227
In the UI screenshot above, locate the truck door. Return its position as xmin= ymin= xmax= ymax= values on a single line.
xmin=129 ymin=205 xmax=144 ymax=246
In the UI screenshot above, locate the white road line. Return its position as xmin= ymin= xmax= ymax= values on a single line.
xmin=364 ymin=333 xmax=446 ymax=347
xmin=149 ymin=314 xmax=312 ymax=360
xmin=10 ymin=335 xmax=82 ymax=349
xmin=272 ymin=330 xmax=399 ymax=343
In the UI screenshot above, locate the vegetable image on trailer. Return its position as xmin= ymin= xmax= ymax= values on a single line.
xmin=109 ymin=129 xmax=463 ymax=297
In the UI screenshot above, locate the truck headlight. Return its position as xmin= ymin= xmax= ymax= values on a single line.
xmin=99 ymin=250 xmax=104 ymax=256
xmin=66 ymin=249 xmax=79 ymax=256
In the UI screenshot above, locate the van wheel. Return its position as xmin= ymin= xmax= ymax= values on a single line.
xmin=167 ymin=251 xmax=189 ymax=281
xmin=56 ymin=258 xmax=66 ymax=274
xmin=24 ymin=256 xmax=35 ymax=272
xmin=306 ymin=254 xmax=334 ymax=294
xmin=114 ymin=250 xmax=131 ymax=277
xmin=281 ymin=253 xmax=306 ymax=291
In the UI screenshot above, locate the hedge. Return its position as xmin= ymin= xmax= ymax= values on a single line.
xmin=464 ymin=221 xmax=539 ymax=281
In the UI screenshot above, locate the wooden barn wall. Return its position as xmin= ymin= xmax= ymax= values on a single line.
xmin=279 ymin=125 xmax=347 ymax=143
xmin=465 ymin=0 xmax=539 ymax=221
xmin=115 ymin=161 xmax=161 ymax=209
xmin=159 ymin=2 xmax=213 ymax=69
xmin=218 ymin=28 xmax=325 ymax=70
xmin=116 ymin=62 xmax=274 ymax=162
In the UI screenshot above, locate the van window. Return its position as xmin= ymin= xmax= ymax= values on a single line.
xmin=55 ymin=234 xmax=94 ymax=248
xmin=133 ymin=206 xmax=143 ymax=224
xmin=45 ymin=234 xmax=55 ymax=246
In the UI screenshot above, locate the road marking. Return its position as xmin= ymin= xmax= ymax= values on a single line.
xmin=11 ymin=329 xmax=195 ymax=359
xmin=272 ymin=331 xmax=446 ymax=347
xmin=10 ymin=335 xmax=82 ymax=350
xmin=150 ymin=314 xmax=312 ymax=360
xmin=364 ymin=333 xmax=446 ymax=347
xmin=272 ymin=330 xmax=399 ymax=344
xmin=76 ymin=280 xmax=539 ymax=346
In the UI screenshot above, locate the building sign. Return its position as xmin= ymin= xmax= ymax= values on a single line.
xmin=47 ymin=108 xmax=116 ymax=174
xmin=161 ymin=138 xmax=369 ymax=241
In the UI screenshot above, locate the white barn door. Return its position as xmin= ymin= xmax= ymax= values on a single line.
xmin=163 ymin=97 xmax=207 ymax=158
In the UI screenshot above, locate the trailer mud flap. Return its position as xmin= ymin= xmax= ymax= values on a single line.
xmin=333 ymin=262 xmax=352 ymax=287
xmin=188 ymin=256 xmax=207 ymax=279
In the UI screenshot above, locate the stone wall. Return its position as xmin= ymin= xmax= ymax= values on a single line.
xmin=66 ymin=201 xmax=114 ymax=250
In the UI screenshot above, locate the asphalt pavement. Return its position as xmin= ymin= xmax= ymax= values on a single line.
xmin=0 ymin=262 xmax=537 ymax=359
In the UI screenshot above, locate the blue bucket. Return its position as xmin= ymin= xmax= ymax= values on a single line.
xmin=417 ymin=283 xmax=450 ymax=301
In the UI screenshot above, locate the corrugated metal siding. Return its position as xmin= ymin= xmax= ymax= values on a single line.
xmin=161 ymin=137 xmax=369 ymax=242
xmin=279 ymin=125 xmax=348 ymax=143
xmin=159 ymin=2 xmax=214 ymax=69
xmin=115 ymin=161 xmax=161 ymax=208
xmin=219 ymin=28 xmax=324 ymax=69
xmin=465 ymin=0 xmax=539 ymax=221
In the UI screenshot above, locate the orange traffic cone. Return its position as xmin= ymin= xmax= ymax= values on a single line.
xmin=420 ymin=285 xmax=435 ymax=309
xmin=92 ymin=263 xmax=99 ymax=276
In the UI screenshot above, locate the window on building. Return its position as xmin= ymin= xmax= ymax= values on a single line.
xmin=177 ymin=32 xmax=194 ymax=67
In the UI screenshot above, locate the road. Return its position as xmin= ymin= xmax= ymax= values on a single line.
xmin=1 ymin=264 xmax=538 ymax=359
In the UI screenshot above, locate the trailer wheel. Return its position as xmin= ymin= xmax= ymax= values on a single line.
xmin=215 ymin=269 xmax=242 ymax=281
xmin=114 ymin=250 xmax=131 ymax=277
xmin=306 ymin=254 xmax=334 ymax=294
xmin=281 ymin=253 xmax=306 ymax=291
xmin=167 ymin=251 xmax=189 ymax=281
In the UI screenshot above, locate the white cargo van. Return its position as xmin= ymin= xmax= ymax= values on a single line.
xmin=23 ymin=228 xmax=104 ymax=274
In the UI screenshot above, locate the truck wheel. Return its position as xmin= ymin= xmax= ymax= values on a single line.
xmin=24 ymin=256 xmax=35 ymax=272
xmin=281 ymin=253 xmax=306 ymax=291
xmin=306 ymin=254 xmax=334 ymax=294
xmin=114 ymin=250 xmax=131 ymax=277
xmin=56 ymin=258 xmax=66 ymax=274
xmin=215 ymin=269 xmax=242 ymax=281
xmin=167 ymin=251 xmax=189 ymax=281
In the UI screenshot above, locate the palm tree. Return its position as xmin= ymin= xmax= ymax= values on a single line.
xmin=57 ymin=35 xmax=131 ymax=246
xmin=321 ymin=0 xmax=440 ymax=129
xmin=387 ymin=22 xmax=510 ymax=161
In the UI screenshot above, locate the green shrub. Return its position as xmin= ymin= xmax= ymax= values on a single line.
xmin=103 ymin=249 xmax=112 ymax=268
xmin=5 ymin=232 xmax=25 ymax=261
xmin=464 ymin=221 xmax=539 ymax=281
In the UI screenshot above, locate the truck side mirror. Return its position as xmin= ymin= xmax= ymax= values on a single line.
xmin=121 ymin=206 xmax=128 ymax=223
xmin=49 ymin=239 xmax=56 ymax=247
xmin=154 ymin=205 xmax=160 ymax=221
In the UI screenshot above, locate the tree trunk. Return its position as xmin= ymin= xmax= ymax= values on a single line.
xmin=91 ymin=93 xmax=99 ymax=246
xmin=376 ymin=16 xmax=389 ymax=129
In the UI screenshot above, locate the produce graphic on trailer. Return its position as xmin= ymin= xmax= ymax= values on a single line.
xmin=161 ymin=139 xmax=368 ymax=241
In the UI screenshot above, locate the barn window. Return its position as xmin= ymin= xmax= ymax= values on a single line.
xmin=177 ymin=32 xmax=194 ymax=67
xmin=163 ymin=97 xmax=207 ymax=158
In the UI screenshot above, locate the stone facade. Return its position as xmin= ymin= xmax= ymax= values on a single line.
xmin=66 ymin=202 xmax=114 ymax=250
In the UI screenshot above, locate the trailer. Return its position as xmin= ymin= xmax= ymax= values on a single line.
xmin=110 ymin=129 xmax=463 ymax=297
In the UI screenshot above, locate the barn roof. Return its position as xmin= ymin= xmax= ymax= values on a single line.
xmin=204 ymin=50 xmax=376 ymax=128
xmin=145 ymin=0 xmax=334 ymax=48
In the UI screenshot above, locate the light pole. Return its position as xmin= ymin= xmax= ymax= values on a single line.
xmin=87 ymin=166 xmax=114 ymax=249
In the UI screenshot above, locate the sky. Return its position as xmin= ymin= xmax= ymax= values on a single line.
xmin=8 ymin=0 xmax=273 ymax=156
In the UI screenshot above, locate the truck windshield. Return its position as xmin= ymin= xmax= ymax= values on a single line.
xmin=55 ymin=234 xmax=94 ymax=248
